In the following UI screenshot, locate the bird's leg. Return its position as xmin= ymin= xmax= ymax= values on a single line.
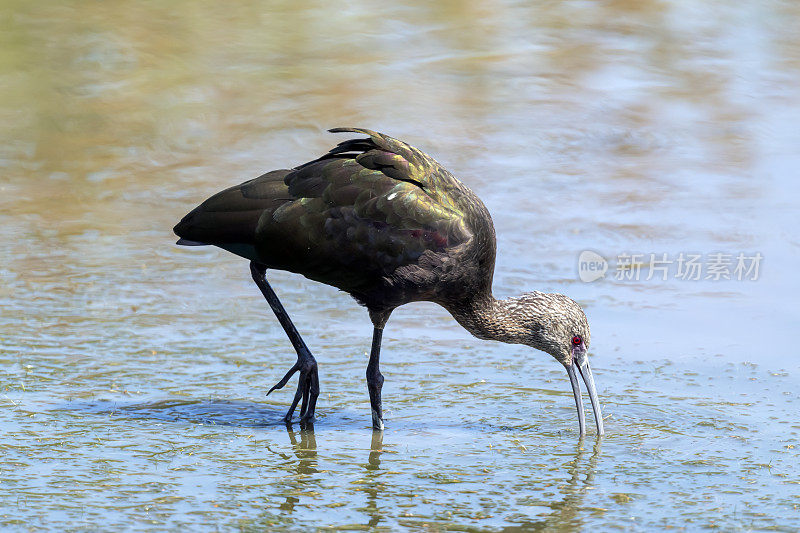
xmin=366 ymin=327 xmax=385 ymax=430
xmin=250 ymin=262 xmax=319 ymax=424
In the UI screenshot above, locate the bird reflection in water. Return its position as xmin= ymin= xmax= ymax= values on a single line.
xmin=263 ymin=426 xmax=318 ymax=515
xmin=270 ymin=426 xmax=385 ymax=524
xmin=502 ymin=439 xmax=602 ymax=531
xmin=361 ymin=430 xmax=386 ymax=528
xmin=285 ymin=426 xmax=318 ymax=476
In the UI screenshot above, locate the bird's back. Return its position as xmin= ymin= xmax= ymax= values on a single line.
xmin=174 ymin=129 xmax=496 ymax=310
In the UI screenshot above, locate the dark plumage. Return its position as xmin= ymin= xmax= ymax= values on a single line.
xmin=174 ymin=128 xmax=604 ymax=435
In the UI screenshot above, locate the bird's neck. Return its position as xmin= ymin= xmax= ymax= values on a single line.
xmin=446 ymin=292 xmax=530 ymax=344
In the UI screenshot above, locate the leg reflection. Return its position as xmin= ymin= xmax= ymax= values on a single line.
xmin=286 ymin=425 xmax=318 ymax=476
xmin=276 ymin=425 xmax=319 ymax=514
xmin=361 ymin=429 xmax=386 ymax=527
xmin=367 ymin=428 xmax=383 ymax=471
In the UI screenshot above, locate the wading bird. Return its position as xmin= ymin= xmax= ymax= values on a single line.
xmin=174 ymin=128 xmax=604 ymax=435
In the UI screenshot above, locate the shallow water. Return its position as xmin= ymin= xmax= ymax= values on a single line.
xmin=2 ymin=0 xmax=799 ymax=530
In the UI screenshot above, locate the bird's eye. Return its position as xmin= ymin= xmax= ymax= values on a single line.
xmin=571 ymin=335 xmax=582 ymax=346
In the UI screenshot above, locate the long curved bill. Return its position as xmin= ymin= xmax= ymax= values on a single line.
xmin=565 ymin=353 xmax=604 ymax=436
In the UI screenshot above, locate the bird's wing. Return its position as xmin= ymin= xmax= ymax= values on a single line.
xmin=175 ymin=129 xmax=474 ymax=291
xmin=324 ymin=127 xmax=455 ymax=194
xmin=256 ymin=129 xmax=473 ymax=288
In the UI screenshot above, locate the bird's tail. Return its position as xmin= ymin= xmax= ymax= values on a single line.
xmin=173 ymin=169 xmax=292 ymax=261
xmin=175 ymin=238 xmax=208 ymax=246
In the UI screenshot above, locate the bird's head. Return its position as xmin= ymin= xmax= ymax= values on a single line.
xmin=506 ymin=292 xmax=604 ymax=436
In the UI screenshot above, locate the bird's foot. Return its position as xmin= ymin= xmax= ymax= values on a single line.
xmin=267 ymin=352 xmax=319 ymax=424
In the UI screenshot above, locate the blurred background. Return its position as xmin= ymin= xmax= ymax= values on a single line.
xmin=1 ymin=0 xmax=799 ymax=530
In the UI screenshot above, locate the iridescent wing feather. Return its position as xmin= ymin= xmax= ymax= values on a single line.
xmin=174 ymin=129 xmax=474 ymax=293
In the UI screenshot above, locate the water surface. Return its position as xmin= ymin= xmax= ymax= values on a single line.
xmin=1 ymin=1 xmax=799 ymax=530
